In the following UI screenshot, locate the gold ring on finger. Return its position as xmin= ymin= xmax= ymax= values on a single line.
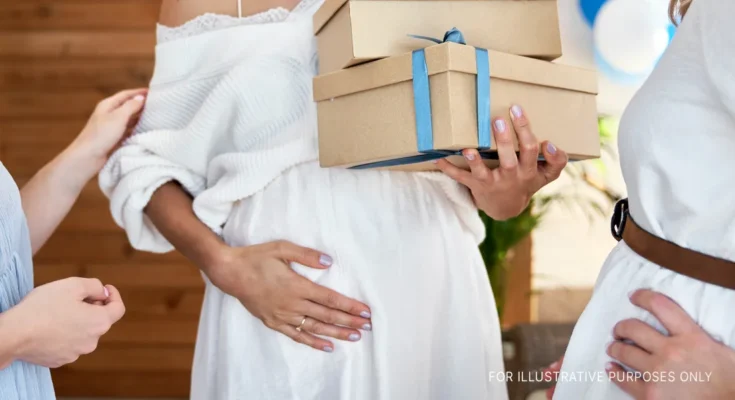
xmin=295 ymin=317 xmax=307 ymax=332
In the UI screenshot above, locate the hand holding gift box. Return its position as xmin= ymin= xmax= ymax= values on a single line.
xmin=435 ymin=103 xmax=568 ymax=220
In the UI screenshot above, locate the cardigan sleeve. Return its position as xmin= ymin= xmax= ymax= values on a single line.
xmin=99 ymin=136 xmax=207 ymax=253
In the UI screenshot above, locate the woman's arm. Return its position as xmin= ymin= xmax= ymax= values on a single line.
xmin=144 ymin=182 xmax=229 ymax=280
xmin=0 ymin=312 xmax=24 ymax=369
xmin=21 ymin=89 xmax=146 ymax=253
xmin=20 ymin=148 xmax=102 ymax=254
xmin=145 ymin=183 xmax=374 ymax=353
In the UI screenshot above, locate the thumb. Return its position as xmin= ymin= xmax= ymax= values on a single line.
xmin=538 ymin=141 xmax=568 ymax=185
xmin=114 ymin=94 xmax=146 ymax=119
xmin=75 ymin=278 xmax=109 ymax=302
xmin=269 ymin=241 xmax=334 ymax=270
xmin=101 ymin=285 xmax=126 ymax=323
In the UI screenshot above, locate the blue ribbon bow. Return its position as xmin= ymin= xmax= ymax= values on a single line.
xmin=350 ymin=27 xmax=492 ymax=169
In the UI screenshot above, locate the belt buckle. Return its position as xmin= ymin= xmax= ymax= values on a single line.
xmin=611 ymin=198 xmax=629 ymax=241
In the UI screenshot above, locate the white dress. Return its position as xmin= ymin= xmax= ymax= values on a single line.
xmin=99 ymin=1 xmax=507 ymax=399
xmin=554 ymin=1 xmax=735 ymax=398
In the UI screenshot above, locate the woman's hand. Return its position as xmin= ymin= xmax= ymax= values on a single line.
xmin=0 ymin=278 xmax=126 ymax=369
xmin=65 ymin=88 xmax=148 ymax=185
xmin=606 ymin=289 xmax=735 ymax=399
xmin=544 ymin=356 xmax=564 ymax=399
xmin=207 ymin=241 xmax=372 ymax=353
xmin=436 ymin=105 xmax=568 ymax=220
xmin=20 ymin=88 xmax=147 ymax=253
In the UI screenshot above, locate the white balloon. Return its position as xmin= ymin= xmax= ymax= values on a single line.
xmin=594 ymin=0 xmax=671 ymax=75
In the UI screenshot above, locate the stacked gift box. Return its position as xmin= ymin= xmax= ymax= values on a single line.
xmin=312 ymin=0 xmax=600 ymax=170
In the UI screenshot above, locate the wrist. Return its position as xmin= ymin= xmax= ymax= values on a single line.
xmin=54 ymin=143 xmax=104 ymax=192
xmin=201 ymin=244 xmax=241 ymax=292
xmin=0 ymin=309 xmax=32 ymax=365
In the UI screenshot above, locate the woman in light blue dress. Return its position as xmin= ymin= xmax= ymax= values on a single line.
xmin=0 ymin=89 xmax=145 ymax=399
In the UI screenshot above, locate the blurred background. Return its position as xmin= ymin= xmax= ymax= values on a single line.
xmin=0 ymin=0 xmax=673 ymax=398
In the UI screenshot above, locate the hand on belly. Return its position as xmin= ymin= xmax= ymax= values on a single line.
xmin=207 ymin=240 xmax=373 ymax=353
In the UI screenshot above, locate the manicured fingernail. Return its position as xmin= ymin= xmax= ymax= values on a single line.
xmin=550 ymin=361 xmax=559 ymax=369
xmin=511 ymin=105 xmax=523 ymax=119
xmin=605 ymin=362 xmax=615 ymax=371
xmin=606 ymin=341 xmax=616 ymax=353
xmin=362 ymin=323 xmax=372 ymax=331
xmin=319 ymin=254 xmax=333 ymax=266
xmin=546 ymin=142 xmax=557 ymax=155
xmin=494 ymin=119 xmax=506 ymax=133
xmin=349 ymin=333 xmax=361 ymax=341
xmin=104 ymin=286 xmax=110 ymax=298
xmin=431 ymin=159 xmax=438 ymax=164
xmin=323 ymin=346 xmax=333 ymax=353
xmin=133 ymin=94 xmax=145 ymax=102
xmin=628 ymin=290 xmax=636 ymax=299
xmin=464 ymin=151 xmax=476 ymax=161
xmin=360 ymin=311 xmax=371 ymax=318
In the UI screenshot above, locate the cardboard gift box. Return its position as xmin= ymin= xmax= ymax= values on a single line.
xmin=313 ymin=32 xmax=600 ymax=171
xmin=313 ymin=0 xmax=562 ymax=74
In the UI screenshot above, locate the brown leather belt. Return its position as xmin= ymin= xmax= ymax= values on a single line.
xmin=611 ymin=199 xmax=735 ymax=291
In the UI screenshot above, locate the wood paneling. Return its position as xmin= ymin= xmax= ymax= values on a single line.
xmin=501 ymin=237 xmax=533 ymax=328
xmin=0 ymin=60 xmax=154 ymax=91
xmin=35 ymin=232 xmax=189 ymax=263
xmin=0 ymin=1 xmax=160 ymax=30
xmin=0 ymin=32 xmax=155 ymax=58
xmin=69 ymin=346 xmax=195 ymax=371
xmin=0 ymin=120 xmax=86 ymax=145
xmin=52 ymin=370 xmax=191 ymax=398
xmin=35 ymin=263 xmax=204 ymax=289
xmin=0 ymin=2 xmax=200 ymax=396
xmin=102 ymin=317 xmax=199 ymax=345
xmin=0 ymin=91 xmax=104 ymax=118
xmin=119 ymin=288 xmax=204 ymax=318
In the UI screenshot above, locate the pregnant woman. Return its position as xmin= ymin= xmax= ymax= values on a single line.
xmin=99 ymin=0 xmax=568 ymax=398
xmin=548 ymin=0 xmax=735 ymax=398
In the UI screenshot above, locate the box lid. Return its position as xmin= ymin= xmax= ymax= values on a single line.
xmin=313 ymin=42 xmax=598 ymax=102
xmin=313 ymin=0 xmax=559 ymax=35
xmin=313 ymin=0 xmax=348 ymax=34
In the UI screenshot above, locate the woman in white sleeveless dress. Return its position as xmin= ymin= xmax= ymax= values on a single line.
xmin=99 ymin=0 xmax=568 ymax=398
xmin=547 ymin=0 xmax=735 ymax=398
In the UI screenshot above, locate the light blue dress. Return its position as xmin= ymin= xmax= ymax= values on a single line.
xmin=0 ymin=162 xmax=55 ymax=399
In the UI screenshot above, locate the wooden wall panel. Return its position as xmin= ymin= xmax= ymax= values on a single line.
xmin=0 ymin=91 xmax=102 ymax=118
xmin=0 ymin=120 xmax=88 ymax=145
xmin=51 ymin=370 xmax=191 ymax=398
xmin=1 ymin=1 xmax=201 ymax=397
xmin=0 ymin=32 xmax=155 ymax=58
xmin=0 ymin=1 xmax=160 ymax=30
xmin=0 ymin=60 xmax=154 ymax=91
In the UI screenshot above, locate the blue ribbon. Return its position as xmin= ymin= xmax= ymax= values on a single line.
xmin=350 ymin=28 xmax=492 ymax=170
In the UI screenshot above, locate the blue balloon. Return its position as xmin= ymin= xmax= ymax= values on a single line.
xmin=579 ymin=0 xmax=608 ymax=26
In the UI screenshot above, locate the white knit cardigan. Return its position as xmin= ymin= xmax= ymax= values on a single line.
xmin=99 ymin=14 xmax=320 ymax=253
